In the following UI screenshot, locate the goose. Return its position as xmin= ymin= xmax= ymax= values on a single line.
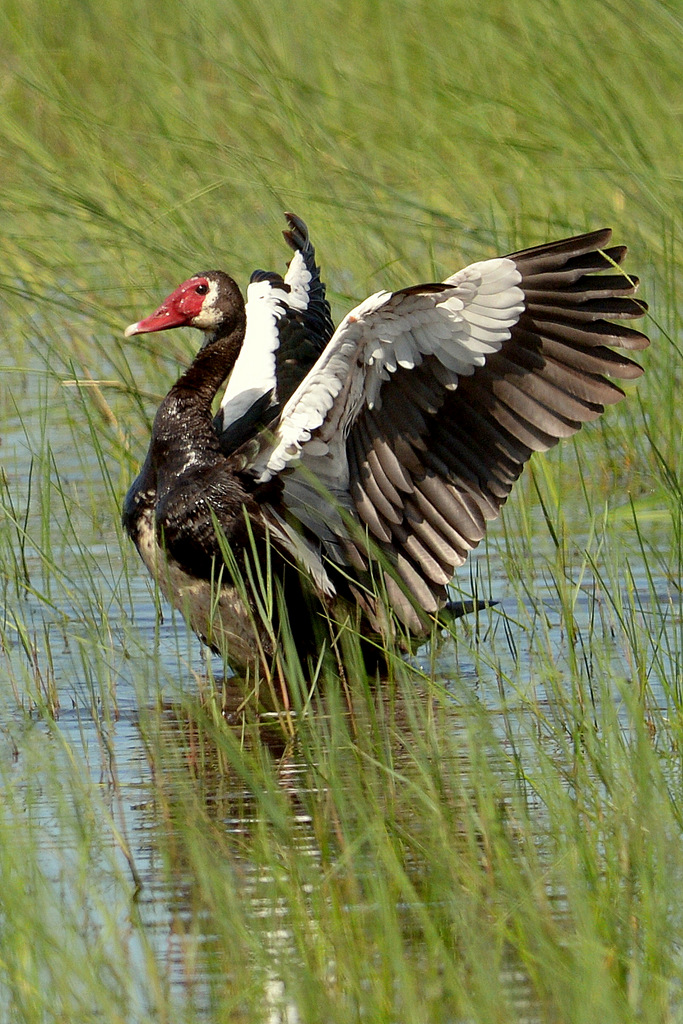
xmin=123 ymin=214 xmax=334 ymax=665
xmin=122 ymin=218 xmax=648 ymax=671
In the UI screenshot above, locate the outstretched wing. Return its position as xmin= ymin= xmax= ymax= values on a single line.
xmin=215 ymin=213 xmax=334 ymax=452
xmin=248 ymin=230 xmax=648 ymax=629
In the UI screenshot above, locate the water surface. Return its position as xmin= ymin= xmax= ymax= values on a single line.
xmin=0 ymin=389 xmax=677 ymax=1023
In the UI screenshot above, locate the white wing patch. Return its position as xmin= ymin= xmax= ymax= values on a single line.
xmin=252 ymin=257 xmax=524 ymax=483
xmin=283 ymin=250 xmax=312 ymax=312
xmin=218 ymin=278 xmax=288 ymax=427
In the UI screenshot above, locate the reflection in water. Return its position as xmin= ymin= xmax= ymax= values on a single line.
xmin=132 ymin=700 xmax=313 ymax=1018
xmin=1 ymin=531 xmax=680 ymax=1022
xmin=1 ymin=406 xmax=680 ymax=1021
xmin=121 ymin=686 xmax=545 ymax=1022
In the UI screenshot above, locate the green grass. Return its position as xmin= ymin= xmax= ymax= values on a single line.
xmin=1 ymin=0 xmax=683 ymax=1020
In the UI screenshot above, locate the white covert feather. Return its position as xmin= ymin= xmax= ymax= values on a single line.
xmin=283 ymin=250 xmax=312 ymax=311
xmin=252 ymin=257 xmax=524 ymax=483
xmin=218 ymin=278 xmax=288 ymax=425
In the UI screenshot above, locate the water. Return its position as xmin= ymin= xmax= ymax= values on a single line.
xmin=0 ymin=389 xmax=678 ymax=1023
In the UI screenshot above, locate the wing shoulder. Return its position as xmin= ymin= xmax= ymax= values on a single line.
xmin=251 ymin=255 xmax=525 ymax=481
xmin=235 ymin=231 xmax=649 ymax=632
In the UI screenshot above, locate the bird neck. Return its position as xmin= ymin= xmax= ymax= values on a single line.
xmin=151 ymin=317 xmax=246 ymax=464
xmin=172 ymin=317 xmax=246 ymax=410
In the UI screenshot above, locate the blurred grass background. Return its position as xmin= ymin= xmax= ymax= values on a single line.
xmin=2 ymin=0 xmax=679 ymax=497
xmin=1 ymin=0 xmax=683 ymax=1021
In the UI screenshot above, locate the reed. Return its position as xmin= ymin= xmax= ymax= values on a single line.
xmin=0 ymin=0 xmax=681 ymax=1019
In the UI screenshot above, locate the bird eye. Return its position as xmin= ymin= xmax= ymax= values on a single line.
xmin=195 ymin=283 xmax=209 ymax=295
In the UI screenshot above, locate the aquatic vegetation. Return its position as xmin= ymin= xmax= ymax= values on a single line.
xmin=0 ymin=0 xmax=682 ymax=1019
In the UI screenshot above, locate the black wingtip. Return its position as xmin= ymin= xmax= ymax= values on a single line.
xmin=508 ymin=228 xmax=615 ymax=263
xmin=283 ymin=212 xmax=311 ymax=253
xmin=249 ymin=268 xmax=290 ymax=289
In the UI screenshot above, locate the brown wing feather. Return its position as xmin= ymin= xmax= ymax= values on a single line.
xmin=346 ymin=230 xmax=648 ymax=627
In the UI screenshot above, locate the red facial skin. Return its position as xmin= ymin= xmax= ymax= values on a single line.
xmin=125 ymin=277 xmax=210 ymax=336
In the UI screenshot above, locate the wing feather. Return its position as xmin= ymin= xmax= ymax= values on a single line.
xmin=217 ymin=275 xmax=287 ymax=431
xmin=216 ymin=214 xmax=333 ymax=451
xmin=252 ymin=257 xmax=525 ymax=480
xmin=245 ymin=229 xmax=648 ymax=631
